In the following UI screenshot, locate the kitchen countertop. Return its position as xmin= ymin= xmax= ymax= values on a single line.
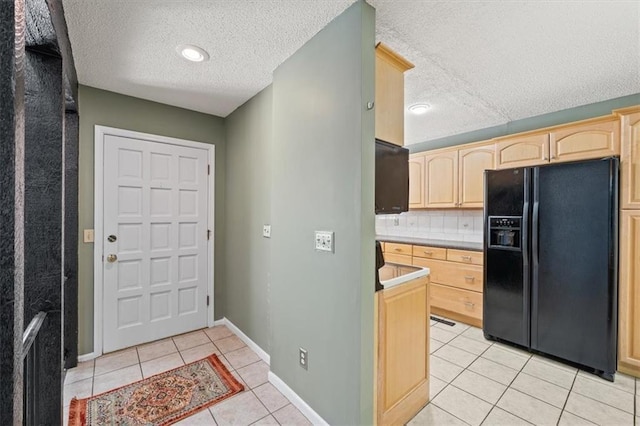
xmin=376 ymin=235 xmax=483 ymax=252
xmin=379 ymin=263 xmax=430 ymax=290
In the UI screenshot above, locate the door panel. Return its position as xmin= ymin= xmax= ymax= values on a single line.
xmin=532 ymin=159 xmax=617 ymax=373
xmin=408 ymin=154 xmax=425 ymax=208
xmin=424 ymin=150 xmax=458 ymax=208
xmin=549 ymin=119 xmax=620 ymax=163
xmin=495 ymin=134 xmax=549 ymax=169
xmin=618 ymin=211 xmax=640 ymax=376
xmin=459 ymin=144 xmax=495 ymax=207
xmin=484 ymin=168 xmax=529 ymax=347
xmin=103 ymin=134 xmax=209 ymax=352
xmin=621 ymin=111 xmax=640 ymax=209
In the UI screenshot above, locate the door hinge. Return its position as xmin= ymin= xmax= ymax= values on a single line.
xmin=207 ymin=164 xmax=210 ymax=175
xmin=207 ymin=295 xmax=210 ymax=306
xmin=207 ymin=229 xmax=211 ymax=240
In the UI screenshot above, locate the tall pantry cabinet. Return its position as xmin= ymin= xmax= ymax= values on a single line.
xmin=617 ymin=106 xmax=640 ymax=378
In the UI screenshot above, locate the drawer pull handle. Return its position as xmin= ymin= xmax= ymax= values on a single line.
xmin=464 ymin=276 xmax=475 ymax=282
xmin=423 ymin=251 xmax=433 ymax=256
xmin=464 ymin=301 xmax=475 ymax=308
xmin=394 ymin=248 xmax=402 ymax=252
xmin=461 ymin=255 xmax=472 ymax=262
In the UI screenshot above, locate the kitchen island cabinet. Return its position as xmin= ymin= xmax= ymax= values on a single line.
xmin=413 ymin=248 xmax=483 ymax=327
xmin=380 ymin=240 xmax=484 ymax=327
xmin=375 ymin=269 xmax=429 ymax=425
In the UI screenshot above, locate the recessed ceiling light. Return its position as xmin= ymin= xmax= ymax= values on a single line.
xmin=177 ymin=45 xmax=209 ymax=62
xmin=408 ymin=103 xmax=431 ymax=115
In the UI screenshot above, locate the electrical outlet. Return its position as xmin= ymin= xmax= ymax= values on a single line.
xmin=393 ymin=216 xmax=400 ymax=226
xmin=83 ymin=229 xmax=94 ymax=243
xmin=262 ymin=224 xmax=271 ymax=238
xmin=314 ymin=231 xmax=334 ymax=252
xmin=299 ymin=347 xmax=308 ymax=370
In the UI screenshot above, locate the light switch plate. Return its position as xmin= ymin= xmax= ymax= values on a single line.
xmin=315 ymin=231 xmax=334 ymax=252
xmin=83 ymin=229 xmax=94 ymax=243
xmin=262 ymin=224 xmax=271 ymax=238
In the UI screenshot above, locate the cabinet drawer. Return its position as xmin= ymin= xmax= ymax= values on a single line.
xmin=384 ymin=253 xmax=412 ymax=266
xmin=447 ymin=249 xmax=483 ymax=265
xmin=430 ymin=283 xmax=483 ymax=320
xmin=385 ymin=242 xmax=413 ymax=256
xmin=414 ymin=258 xmax=483 ymax=292
xmin=412 ymin=245 xmax=447 ymax=260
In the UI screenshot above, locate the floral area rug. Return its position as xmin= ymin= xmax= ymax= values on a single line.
xmin=68 ymin=354 xmax=243 ymax=426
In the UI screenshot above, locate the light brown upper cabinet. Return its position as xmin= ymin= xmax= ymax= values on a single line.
xmin=458 ymin=143 xmax=496 ymax=207
xmin=618 ymin=107 xmax=640 ymax=209
xmin=496 ymin=133 xmax=550 ymax=169
xmin=408 ymin=153 xmax=426 ymax=208
xmin=424 ymin=149 xmax=458 ymax=208
xmin=549 ymin=117 xmax=620 ymax=163
xmin=618 ymin=210 xmax=640 ymax=377
xmin=375 ymin=43 xmax=414 ymax=146
xmin=410 ymin=142 xmax=495 ymax=209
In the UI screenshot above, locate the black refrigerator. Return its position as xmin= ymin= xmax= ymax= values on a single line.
xmin=483 ymin=157 xmax=619 ymax=381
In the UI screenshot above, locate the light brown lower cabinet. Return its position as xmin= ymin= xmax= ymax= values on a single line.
xmin=619 ymin=210 xmax=640 ymax=377
xmin=413 ymin=249 xmax=484 ymax=328
xmin=375 ymin=276 xmax=429 ymax=425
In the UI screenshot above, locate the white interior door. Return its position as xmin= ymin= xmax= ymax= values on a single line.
xmin=102 ymin=134 xmax=209 ymax=352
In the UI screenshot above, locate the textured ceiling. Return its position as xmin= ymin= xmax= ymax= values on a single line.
xmin=63 ymin=0 xmax=640 ymax=144
xmin=371 ymin=0 xmax=640 ymax=144
xmin=62 ymin=0 xmax=355 ymax=118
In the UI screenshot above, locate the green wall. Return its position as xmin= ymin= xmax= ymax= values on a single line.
xmin=270 ymin=2 xmax=376 ymax=424
xmin=222 ymin=85 xmax=273 ymax=353
xmin=76 ymin=85 xmax=226 ymax=355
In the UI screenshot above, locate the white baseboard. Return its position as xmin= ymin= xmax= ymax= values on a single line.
xmin=217 ymin=317 xmax=270 ymax=365
xmin=268 ymin=371 xmax=329 ymax=426
xmin=77 ymin=352 xmax=98 ymax=362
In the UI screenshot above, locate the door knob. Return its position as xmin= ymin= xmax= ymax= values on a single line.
xmin=107 ymin=254 xmax=118 ymax=263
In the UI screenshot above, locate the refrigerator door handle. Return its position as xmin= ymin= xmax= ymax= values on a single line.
xmin=531 ymin=168 xmax=540 ymax=348
xmin=522 ymin=169 xmax=531 ymax=346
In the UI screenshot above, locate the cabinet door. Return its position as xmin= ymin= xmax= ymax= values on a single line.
xmin=549 ymin=118 xmax=620 ymax=163
xmin=619 ymin=211 xmax=640 ymax=377
xmin=424 ymin=150 xmax=458 ymax=208
xmin=621 ymin=111 xmax=640 ymax=209
xmin=377 ymin=277 xmax=429 ymax=425
xmin=495 ymin=133 xmax=550 ymax=169
xmin=375 ymin=44 xmax=413 ymax=146
xmin=408 ymin=154 xmax=425 ymax=208
xmin=458 ymin=143 xmax=495 ymax=207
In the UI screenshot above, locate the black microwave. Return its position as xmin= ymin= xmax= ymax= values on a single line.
xmin=375 ymin=139 xmax=409 ymax=214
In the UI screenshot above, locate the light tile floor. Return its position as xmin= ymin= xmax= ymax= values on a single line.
xmin=65 ymin=319 xmax=639 ymax=426
xmin=410 ymin=316 xmax=638 ymax=426
xmin=63 ymin=326 xmax=311 ymax=426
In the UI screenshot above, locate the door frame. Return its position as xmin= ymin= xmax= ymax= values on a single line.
xmin=93 ymin=125 xmax=215 ymax=356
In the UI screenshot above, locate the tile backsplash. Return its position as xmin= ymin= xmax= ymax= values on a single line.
xmin=376 ymin=210 xmax=484 ymax=243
